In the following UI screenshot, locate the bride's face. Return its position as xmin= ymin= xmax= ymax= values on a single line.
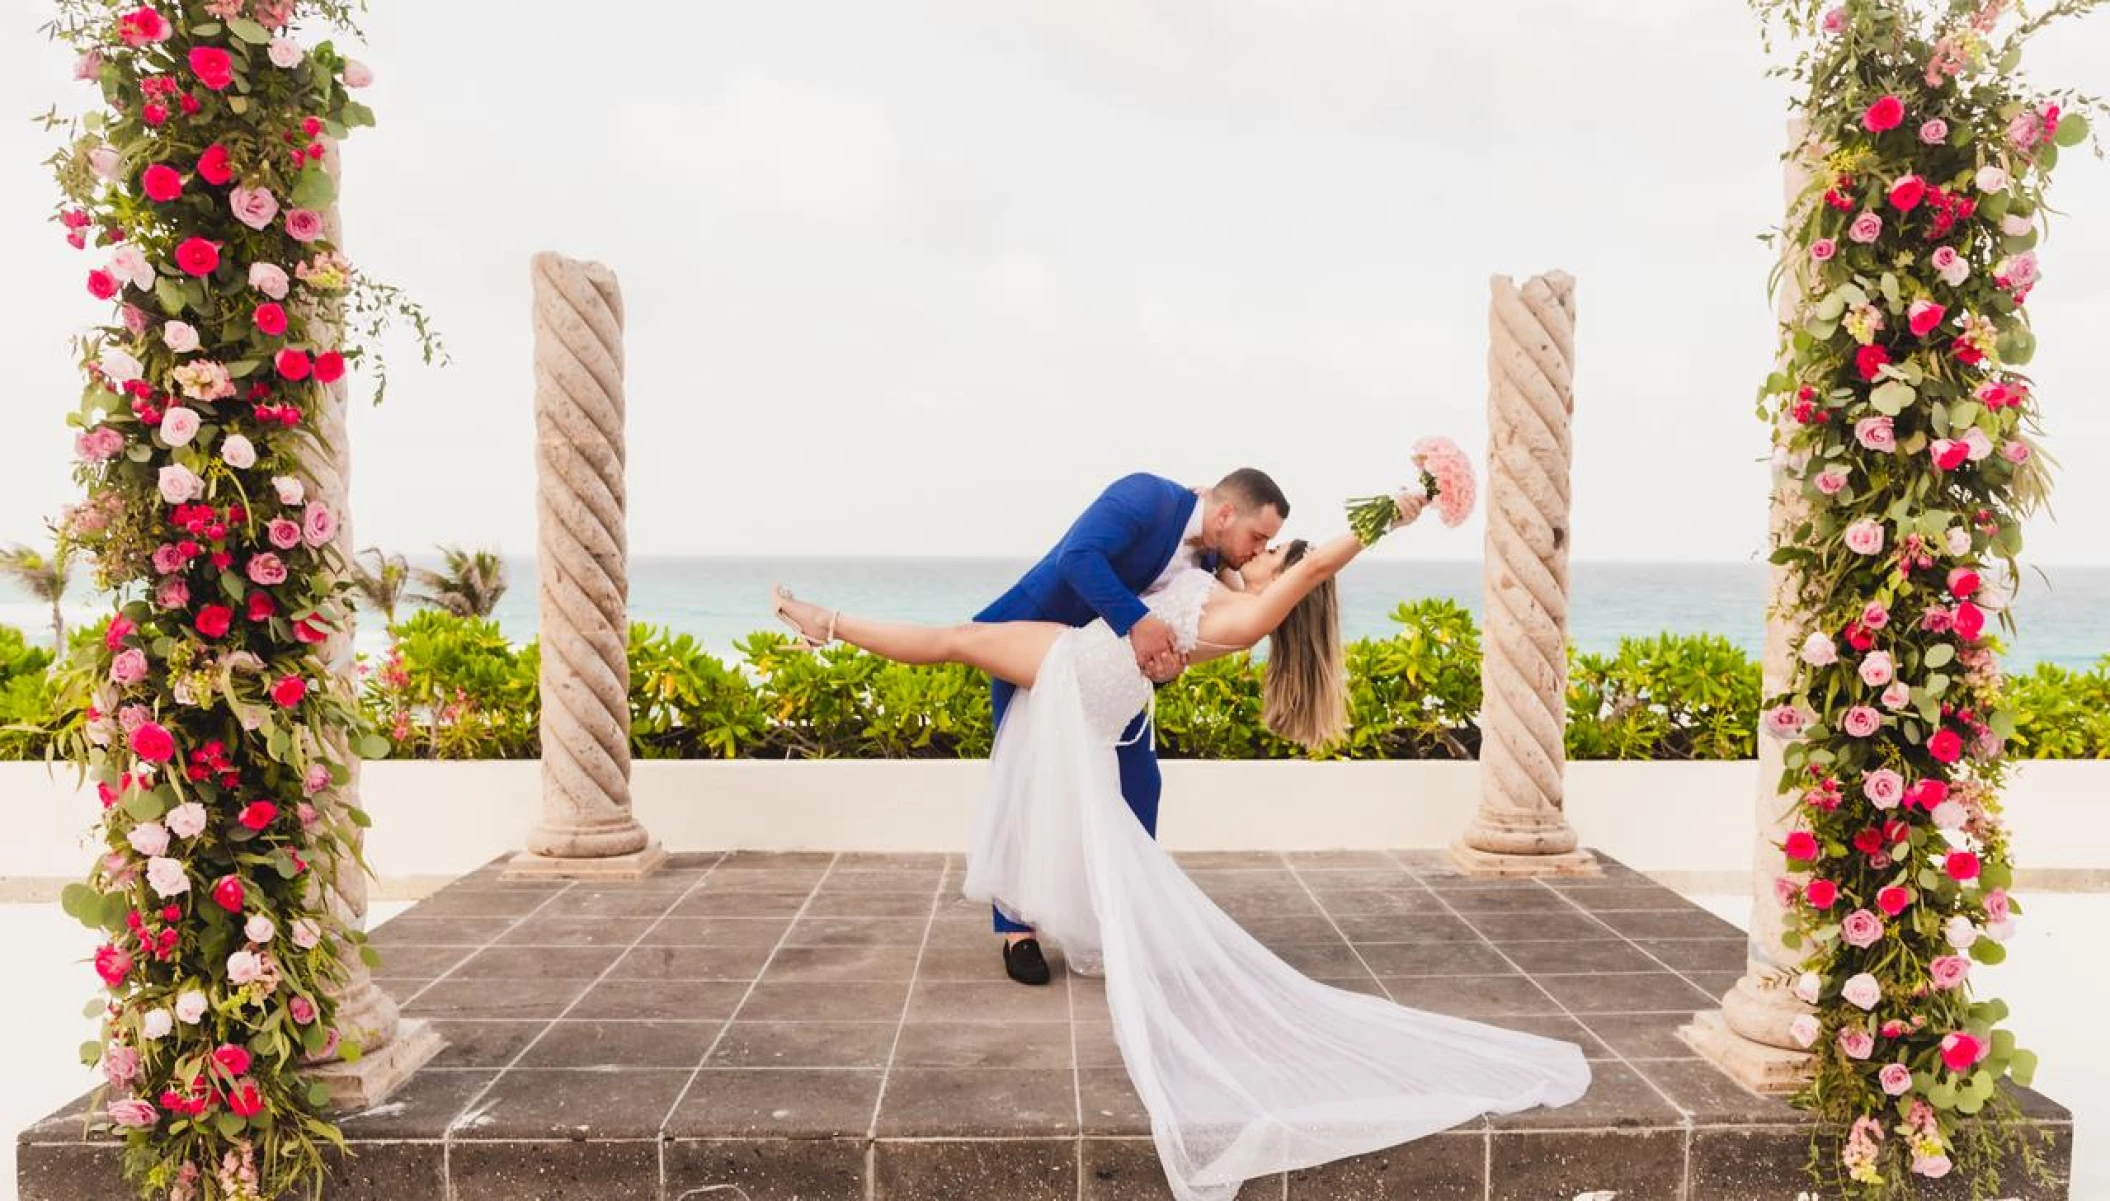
xmin=1238 ymin=544 xmax=1291 ymax=591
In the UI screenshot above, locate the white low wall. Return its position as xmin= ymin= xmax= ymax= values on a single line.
xmin=5 ymin=760 xmax=2106 ymax=895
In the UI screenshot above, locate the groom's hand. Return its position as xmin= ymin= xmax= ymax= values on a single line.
xmin=1129 ymin=616 xmax=1184 ymax=682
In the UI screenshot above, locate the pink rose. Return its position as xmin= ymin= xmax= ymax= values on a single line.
xmin=1985 ymin=889 xmax=2012 ymax=923
xmin=267 ymin=37 xmax=304 ymax=68
xmin=1861 ymin=603 xmax=1890 ymax=630
xmin=1788 ymin=1014 xmax=1821 ymax=1048
xmin=155 ymin=579 xmax=190 ymax=610
xmin=1841 ymin=908 xmax=1885 ymax=949
xmin=1810 ymin=238 xmax=1837 ymax=262
xmin=221 ymin=434 xmax=257 ymax=470
xmin=229 ymin=186 xmax=280 ymax=231
xmin=1821 ymin=7 xmax=1846 ymax=33
xmin=110 ymin=648 xmax=150 ymax=686
xmin=1929 ymin=955 xmax=1971 ymax=990
xmin=227 ymin=950 xmax=264 ymax=985
xmin=1864 ymin=768 xmax=1904 ymax=809
xmin=1763 ymin=704 xmax=1809 ymax=740
xmin=127 ymin=820 xmax=170 ymax=857
xmin=1842 ymin=706 xmax=1882 ymax=737
xmin=1930 ymin=245 xmax=1969 ymax=287
xmin=1838 ymin=1027 xmax=1875 ymax=1060
xmin=1915 ymin=1154 xmax=1954 ymax=1179
xmin=1843 ymin=519 xmax=1885 ymax=555
xmin=1800 ymin=632 xmax=1838 ymax=665
xmin=290 ymin=918 xmax=322 ymax=949
xmin=158 ymin=464 xmax=204 ymax=504
xmin=1919 ymin=119 xmax=1949 ymax=144
xmin=1858 ymin=650 xmax=1895 ymax=687
xmin=103 ymin=1044 xmax=141 ymax=1086
xmin=289 ymin=995 xmax=317 ymax=1025
xmin=1879 ymin=1063 xmax=1913 ymax=1096
xmin=1848 ymin=211 xmax=1884 ymax=244
xmin=342 ymin=59 xmax=373 ymax=87
xmin=159 ymin=407 xmax=201 ymax=448
xmin=303 ymin=764 xmax=330 ymax=795
xmin=1814 ymin=469 xmax=1849 ymax=495
xmin=250 ymin=262 xmax=291 ymax=299
xmin=247 ymin=554 xmax=288 ymax=586
xmin=106 ymin=1098 xmax=158 ymax=1129
xmin=268 ymin=518 xmax=303 ymax=549
xmin=284 ymin=209 xmax=325 ymax=242
xmin=302 ymin=502 xmax=338 ymax=547
xmin=2002 ymin=441 xmax=2032 ymax=464
xmin=1841 ymin=972 xmax=1881 ymax=1010
xmin=162 ymin=320 xmax=199 ymax=353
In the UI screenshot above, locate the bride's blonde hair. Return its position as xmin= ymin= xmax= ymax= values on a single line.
xmin=1261 ymin=540 xmax=1348 ymax=750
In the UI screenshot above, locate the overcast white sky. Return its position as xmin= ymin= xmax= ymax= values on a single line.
xmin=3 ymin=1 xmax=2106 ymax=562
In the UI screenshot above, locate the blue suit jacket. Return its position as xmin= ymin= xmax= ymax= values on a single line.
xmin=976 ymin=473 xmax=1196 ymax=635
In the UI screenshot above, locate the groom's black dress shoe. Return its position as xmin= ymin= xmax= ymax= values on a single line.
xmin=1003 ymin=937 xmax=1052 ymax=986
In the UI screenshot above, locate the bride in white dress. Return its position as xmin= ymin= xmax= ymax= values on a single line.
xmin=770 ymin=512 xmax=1590 ymax=1201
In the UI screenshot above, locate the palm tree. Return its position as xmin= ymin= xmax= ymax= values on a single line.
xmin=411 ymin=545 xmax=508 ymax=618
xmin=350 ymin=547 xmax=411 ymax=629
xmin=1 ymin=541 xmax=70 ymax=650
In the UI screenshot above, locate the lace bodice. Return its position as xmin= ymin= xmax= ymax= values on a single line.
xmin=1145 ymin=566 xmax=1220 ymax=655
xmin=1061 ymin=567 xmax=1222 ymax=744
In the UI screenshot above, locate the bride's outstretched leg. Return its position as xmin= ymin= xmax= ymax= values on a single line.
xmin=773 ymin=586 xmax=1063 ymax=689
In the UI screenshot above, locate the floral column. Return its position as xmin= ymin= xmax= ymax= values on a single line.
xmin=46 ymin=3 xmax=441 ymax=1197
xmin=1686 ymin=1 xmax=2076 ymax=1192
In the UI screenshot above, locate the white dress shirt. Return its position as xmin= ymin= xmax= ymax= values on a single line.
xmin=1148 ymin=494 xmax=1208 ymax=595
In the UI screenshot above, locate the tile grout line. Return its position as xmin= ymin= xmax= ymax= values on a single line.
xmin=864 ymin=860 xmax=950 ymax=1201
xmin=369 ymin=871 xmax=584 ymax=1201
xmin=660 ymin=853 xmax=845 ymax=1197
xmin=1544 ymin=887 xmax=1752 ymax=1000
xmin=405 ymin=855 xmax=723 ymax=1201
xmin=1281 ymin=859 xmax=1404 ymax=1005
xmin=1418 ymin=876 xmax=1698 ymax=1140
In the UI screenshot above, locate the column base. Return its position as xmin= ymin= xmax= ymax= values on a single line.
xmin=1677 ymin=1009 xmax=1814 ymax=1096
xmin=504 ymin=841 xmax=668 ymax=881
xmin=312 ymin=1018 xmax=444 ymax=1113
xmin=1446 ymin=838 xmax=1602 ymax=878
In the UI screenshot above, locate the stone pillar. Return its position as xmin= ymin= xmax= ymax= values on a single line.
xmin=506 ymin=253 xmax=664 ymax=880
xmin=303 ymin=153 xmax=443 ymax=1108
xmin=1679 ymin=123 xmax=1818 ymax=1093
xmin=1452 ymin=271 xmax=1597 ymax=877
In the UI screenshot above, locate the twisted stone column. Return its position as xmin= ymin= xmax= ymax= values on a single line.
xmin=303 ymin=153 xmax=442 ymax=1108
xmin=1451 ymin=272 xmax=1597 ymax=877
xmin=507 ymin=253 xmax=664 ymax=879
xmin=1680 ymin=123 xmax=1819 ymax=1092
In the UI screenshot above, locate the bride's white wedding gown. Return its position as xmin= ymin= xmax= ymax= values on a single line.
xmin=962 ymin=567 xmax=1591 ymax=1201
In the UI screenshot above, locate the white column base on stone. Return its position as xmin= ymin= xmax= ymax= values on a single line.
xmin=1451 ymin=270 xmax=1597 ymax=880
xmin=505 ymin=252 xmax=661 ymax=881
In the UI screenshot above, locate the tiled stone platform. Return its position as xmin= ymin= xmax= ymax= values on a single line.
xmin=20 ymin=850 xmax=2070 ymax=1200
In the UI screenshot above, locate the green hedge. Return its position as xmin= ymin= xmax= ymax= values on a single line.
xmin=7 ymin=609 xmax=2106 ymax=761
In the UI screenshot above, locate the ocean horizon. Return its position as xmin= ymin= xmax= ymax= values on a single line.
xmin=6 ymin=557 xmax=2104 ymax=672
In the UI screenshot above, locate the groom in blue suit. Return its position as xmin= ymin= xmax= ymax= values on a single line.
xmin=977 ymin=468 xmax=1290 ymax=984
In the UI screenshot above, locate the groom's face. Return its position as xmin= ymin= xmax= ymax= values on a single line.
xmin=1214 ymin=503 xmax=1284 ymax=568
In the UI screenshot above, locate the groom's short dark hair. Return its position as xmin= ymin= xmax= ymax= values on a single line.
xmin=1215 ymin=467 xmax=1289 ymax=518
